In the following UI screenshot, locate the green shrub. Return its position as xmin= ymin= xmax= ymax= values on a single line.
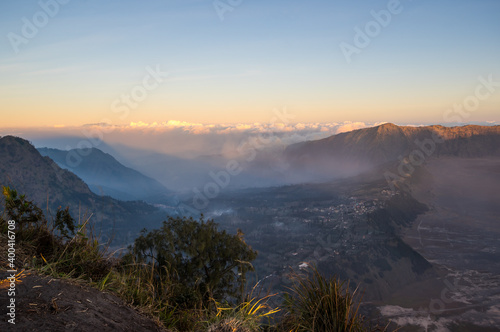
xmin=0 ymin=186 xmax=111 ymax=282
xmin=124 ymin=215 xmax=258 ymax=309
xmin=1 ymin=187 xmax=386 ymax=331
xmin=1 ymin=186 xmax=44 ymax=236
xmin=281 ymin=264 xmax=365 ymax=332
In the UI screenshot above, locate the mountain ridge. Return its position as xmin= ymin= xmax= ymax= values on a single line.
xmin=0 ymin=135 xmax=164 ymax=244
xmin=284 ymin=123 xmax=500 ymax=179
xmin=38 ymin=147 xmax=172 ymax=203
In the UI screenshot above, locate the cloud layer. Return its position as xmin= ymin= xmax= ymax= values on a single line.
xmin=117 ymin=120 xmax=373 ymax=136
xmin=4 ymin=121 xmax=383 ymax=160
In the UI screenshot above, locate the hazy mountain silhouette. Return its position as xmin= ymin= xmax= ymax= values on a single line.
xmin=38 ymin=147 xmax=172 ymax=203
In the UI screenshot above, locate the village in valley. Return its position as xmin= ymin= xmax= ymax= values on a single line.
xmin=205 ymin=184 xmax=413 ymax=301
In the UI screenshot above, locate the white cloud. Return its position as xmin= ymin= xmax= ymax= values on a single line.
xmin=335 ymin=121 xmax=368 ymax=134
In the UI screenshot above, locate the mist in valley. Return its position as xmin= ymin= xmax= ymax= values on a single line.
xmin=3 ymin=123 xmax=500 ymax=331
xmin=20 ymin=122 xmax=377 ymax=194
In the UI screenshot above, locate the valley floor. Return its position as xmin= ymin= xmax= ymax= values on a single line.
xmin=384 ymin=157 xmax=500 ymax=331
xmin=204 ymin=157 xmax=500 ymax=331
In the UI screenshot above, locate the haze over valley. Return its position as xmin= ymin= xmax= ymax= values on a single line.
xmin=1 ymin=1 xmax=499 ymax=330
xmin=1 ymin=123 xmax=499 ymax=330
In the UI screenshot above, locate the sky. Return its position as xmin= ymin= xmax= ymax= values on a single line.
xmin=1 ymin=0 xmax=499 ymax=129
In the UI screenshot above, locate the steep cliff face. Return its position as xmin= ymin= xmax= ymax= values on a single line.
xmin=0 ymin=136 xmax=94 ymax=208
xmin=0 ymin=136 xmax=162 ymax=243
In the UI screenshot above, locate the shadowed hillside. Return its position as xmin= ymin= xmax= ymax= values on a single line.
xmin=0 ymin=136 xmax=164 ymax=244
xmin=284 ymin=123 xmax=500 ymax=180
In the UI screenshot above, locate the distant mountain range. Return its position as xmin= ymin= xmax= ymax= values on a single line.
xmin=2 ymin=123 xmax=499 ymax=244
xmin=2 ymin=124 xmax=499 ymax=329
xmin=285 ymin=123 xmax=500 ymax=179
xmin=38 ymin=147 xmax=172 ymax=203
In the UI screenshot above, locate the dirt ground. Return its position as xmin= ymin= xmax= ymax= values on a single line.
xmin=0 ymin=271 xmax=169 ymax=332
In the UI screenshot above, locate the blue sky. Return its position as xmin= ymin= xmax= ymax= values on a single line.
xmin=1 ymin=0 xmax=499 ymax=127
